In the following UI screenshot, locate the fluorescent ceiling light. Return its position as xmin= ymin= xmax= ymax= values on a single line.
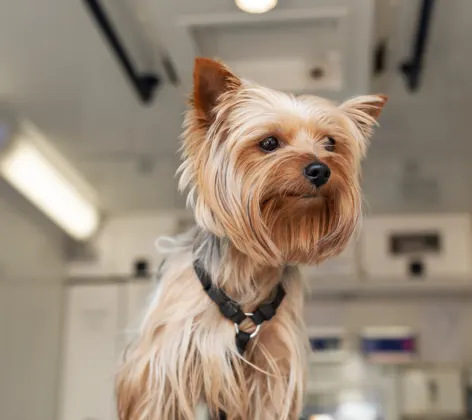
xmin=0 ymin=119 xmax=100 ymax=240
xmin=235 ymin=0 xmax=277 ymax=14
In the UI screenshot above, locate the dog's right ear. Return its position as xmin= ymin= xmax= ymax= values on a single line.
xmin=192 ymin=57 xmax=241 ymax=121
xmin=340 ymin=94 xmax=388 ymax=139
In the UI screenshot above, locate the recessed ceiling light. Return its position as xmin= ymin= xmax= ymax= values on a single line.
xmin=235 ymin=0 xmax=277 ymax=14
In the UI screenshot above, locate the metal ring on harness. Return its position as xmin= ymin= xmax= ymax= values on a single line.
xmin=234 ymin=312 xmax=261 ymax=339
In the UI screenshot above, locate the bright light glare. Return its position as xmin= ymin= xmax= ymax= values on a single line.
xmin=336 ymin=401 xmax=377 ymax=420
xmin=235 ymin=0 xmax=277 ymax=14
xmin=0 ymin=138 xmax=99 ymax=240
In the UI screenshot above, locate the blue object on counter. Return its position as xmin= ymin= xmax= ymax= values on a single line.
xmin=310 ymin=337 xmax=342 ymax=351
xmin=362 ymin=336 xmax=416 ymax=354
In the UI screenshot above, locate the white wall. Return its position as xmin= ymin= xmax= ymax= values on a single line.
xmin=0 ymin=180 xmax=66 ymax=420
xmin=67 ymin=211 xmax=191 ymax=278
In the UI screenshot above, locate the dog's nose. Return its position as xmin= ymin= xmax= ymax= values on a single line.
xmin=304 ymin=162 xmax=331 ymax=187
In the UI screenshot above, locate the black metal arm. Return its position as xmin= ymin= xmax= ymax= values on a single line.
xmin=83 ymin=0 xmax=160 ymax=104
xmin=399 ymin=0 xmax=437 ymax=92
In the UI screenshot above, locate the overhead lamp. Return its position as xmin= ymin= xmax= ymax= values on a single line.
xmin=0 ymin=113 xmax=100 ymax=240
xmin=235 ymin=0 xmax=277 ymax=14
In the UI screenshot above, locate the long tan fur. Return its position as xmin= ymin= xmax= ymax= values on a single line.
xmin=116 ymin=58 xmax=387 ymax=420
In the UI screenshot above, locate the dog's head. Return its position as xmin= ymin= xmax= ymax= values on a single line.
xmin=180 ymin=58 xmax=386 ymax=267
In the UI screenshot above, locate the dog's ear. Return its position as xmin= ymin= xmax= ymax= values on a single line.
xmin=192 ymin=57 xmax=242 ymax=121
xmin=340 ymin=94 xmax=388 ymax=137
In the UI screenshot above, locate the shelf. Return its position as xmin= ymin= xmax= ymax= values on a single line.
xmin=308 ymin=278 xmax=472 ymax=300
xmin=402 ymin=415 xmax=463 ymax=420
xmin=308 ymin=353 xmax=348 ymax=363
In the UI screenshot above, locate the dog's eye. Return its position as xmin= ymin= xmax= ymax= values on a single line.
xmin=325 ymin=137 xmax=336 ymax=152
xmin=259 ymin=136 xmax=280 ymax=152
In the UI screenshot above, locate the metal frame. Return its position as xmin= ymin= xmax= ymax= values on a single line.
xmin=400 ymin=0 xmax=437 ymax=92
xmin=83 ymin=0 xmax=160 ymax=104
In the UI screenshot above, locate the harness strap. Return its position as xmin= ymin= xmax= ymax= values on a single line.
xmin=193 ymin=259 xmax=286 ymax=355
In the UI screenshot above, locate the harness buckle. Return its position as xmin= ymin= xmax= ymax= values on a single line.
xmin=234 ymin=312 xmax=261 ymax=339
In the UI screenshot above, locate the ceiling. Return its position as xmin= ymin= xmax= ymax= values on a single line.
xmin=0 ymin=0 xmax=189 ymax=213
xmin=0 ymin=0 xmax=378 ymax=214
xmin=1 ymin=0 xmax=472 ymax=216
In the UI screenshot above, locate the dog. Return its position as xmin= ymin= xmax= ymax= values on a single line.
xmin=116 ymin=57 xmax=386 ymax=420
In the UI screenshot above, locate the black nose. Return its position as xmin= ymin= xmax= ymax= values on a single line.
xmin=304 ymin=162 xmax=331 ymax=187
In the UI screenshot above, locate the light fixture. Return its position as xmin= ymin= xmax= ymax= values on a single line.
xmin=0 ymin=114 xmax=100 ymax=240
xmin=235 ymin=0 xmax=277 ymax=14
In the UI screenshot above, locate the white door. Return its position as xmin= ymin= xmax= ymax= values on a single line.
xmin=400 ymin=367 xmax=465 ymax=417
xmin=60 ymin=284 xmax=122 ymax=420
xmin=429 ymin=368 xmax=465 ymax=416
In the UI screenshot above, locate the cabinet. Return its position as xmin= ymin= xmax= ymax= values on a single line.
xmin=59 ymin=280 xmax=154 ymax=420
xmin=400 ymin=367 xmax=465 ymax=418
xmin=60 ymin=284 xmax=122 ymax=420
xmin=361 ymin=214 xmax=472 ymax=281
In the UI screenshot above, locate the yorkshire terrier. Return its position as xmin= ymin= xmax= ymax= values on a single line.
xmin=116 ymin=58 xmax=386 ymax=420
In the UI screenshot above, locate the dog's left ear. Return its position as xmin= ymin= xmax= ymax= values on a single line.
xmin=340 ymin=94 xmax=388 ymax=137
xmin=192 ymin=57 xmax=242 ymax=122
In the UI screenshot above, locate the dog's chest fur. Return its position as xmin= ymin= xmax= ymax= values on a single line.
xmin=126 ymin=235 xmax=308 ymax=420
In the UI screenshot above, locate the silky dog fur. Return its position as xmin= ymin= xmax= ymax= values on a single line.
xmin=116 ymin=58 xmax=386 ymax=420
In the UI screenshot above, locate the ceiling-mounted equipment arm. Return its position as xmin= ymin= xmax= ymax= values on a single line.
xmin=399 ymin=0 xmax=437 ymax=92
xmin=83 ymin=0 xmax=160 ymax=104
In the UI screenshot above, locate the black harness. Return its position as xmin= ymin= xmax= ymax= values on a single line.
xmin=193 ymin=259 xmax=286 ymax=355
xmin=193 ymin=260 xmax=308 ymax=420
